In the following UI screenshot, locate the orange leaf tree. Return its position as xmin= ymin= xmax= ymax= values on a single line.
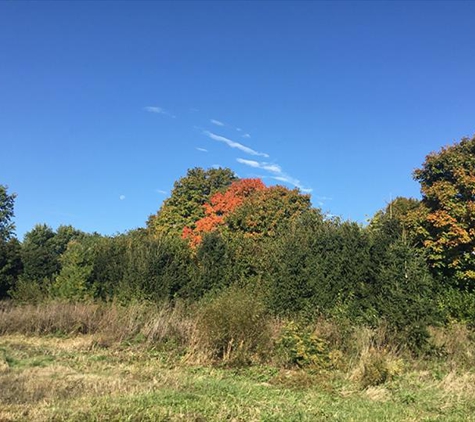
xmin=182 ymin=178 xmax=265 ymax=246
xmin=182 ymin=179 xmax=312 ymax=246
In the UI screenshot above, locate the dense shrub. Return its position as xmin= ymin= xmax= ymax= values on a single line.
xmin=369 ymin=233 xmax=441 ymax=352
xmin=91 ymin=231 xmax=193 ymax=303
xmin=276 ymin=321 xmax=330 ymax=369
xmin=267 ymin=213 xmax=372 ymax=318
xmin=194 ymin=286 xmax=272 ymax=365
xmin=183 ymin=231 xmax=233 ymax=299
xmin=437 ymin=287 xmax=475 ymax=325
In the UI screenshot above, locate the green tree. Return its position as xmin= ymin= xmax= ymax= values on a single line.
xmin=91 ymin=230 xmax=193 ymax=302
xmin=413 ymin=135 xmax=475 ymax=287
xmin=147 ymin=167 xmax=237 ymax=237
xmin=369 ymin=196 xmax=420 ymax=243
xmin=89 ymin=235 xmax=128 ymax=300
xmin=53 ymin=225 xmax=87 ymax=256
xmin=51 ymin=239 xmax=95 ymax=301
xmin=267 ymin=211 xmax=372 ymax=317
xmin=0 ymin=238 xmax=22 ymax=298
xmin=185 ymin=231 xmax=233 ymax=299
xmin=21 ymin=224 xmax=86 ymax=284
xmin=0 ymin=185 xmax=21 ymax=297
xmin=121 ymin=231 xmax=193 ymax=302
xmin=368 ymin=235 xmax=439 ymax=352
xmin=0 ymin=185 xmax=16 ymax=241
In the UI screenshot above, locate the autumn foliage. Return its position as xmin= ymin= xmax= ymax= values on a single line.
xmin=147 ymin=168 xmax=237 ymax=237
xmin=182 ymin=179 xmax=266 ymax=246
xmin=412 ymin=136 xmax=475 ymax=286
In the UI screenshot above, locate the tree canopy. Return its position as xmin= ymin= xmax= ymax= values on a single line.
xmin=0 ymin=185 xmax=21 ymax=297
xmin=182 ymin=178 xmax=312 ymax=246
xmin=147 ymin=167 xmax=238 ymax=237
xmin=413 ymin=135 xmax=475 ymax=287
xmin=0 ymin=185 xmax=16 ymax=241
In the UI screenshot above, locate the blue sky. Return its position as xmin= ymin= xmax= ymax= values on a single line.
xmin=1 ymin=1 xmax=475 ymax=239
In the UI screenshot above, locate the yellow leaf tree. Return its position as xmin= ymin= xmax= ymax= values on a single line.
xmin=413 ymin=135 xmax=475 ymax=286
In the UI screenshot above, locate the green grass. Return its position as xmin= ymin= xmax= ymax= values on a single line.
xmin=1 ymin=335 xmax=475 ymax=421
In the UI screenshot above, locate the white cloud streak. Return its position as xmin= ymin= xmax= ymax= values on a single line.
xmin=237 ymin=158 xmax=312 ymax=193
xmin=204 ymin=131 xmax=269 ymax=158
xmin=196 ymin=147 xmax=208 ymax=152
xmin=236 ymin=158 xmax=282 ymax=174
xmin=210 ymin=119 xmax=225 ymax=126
xmin=144 ymin=106 xmax=176 ymax=118
xmin=156 ymin=189 xmax=168 ymax=195
xmin=242 ymin=133 xmax=251 ymax=138
xmin=272 ymin=175 xmax=313 ymax=193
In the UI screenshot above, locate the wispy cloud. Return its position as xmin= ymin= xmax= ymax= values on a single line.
xmin=236 ymin=158 xmax=312 ymax=193
xmin=236 ymin=128 xmax=242 ymax=132
xmin=271 ymin=175 xmax=313 ymax=193
xmin=210 ymin=119 xmax=225 ymax=127
xmin=144 ymin=106 xmax=176 ymax=118
xmin=156 ymin=189 xmax=168 ymax=195
xmin=196 ymin=147 xmax=208 ymax=152
xmin=236 ymin=158 xmax=282 ymax=174
xmin=242 ymin=133 xmax=251 ymax=139
xmin=204 ymin=131 xmax=269 ymax=158
xmin=119 ymin=195 xmax=126 ymax=200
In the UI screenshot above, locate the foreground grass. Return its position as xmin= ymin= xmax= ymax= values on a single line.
xmin=1 ymin=335 xmax=475 ymax=421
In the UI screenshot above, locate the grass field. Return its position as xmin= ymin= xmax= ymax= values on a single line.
xmin=1 ymin=334 xmax=475 ymax=421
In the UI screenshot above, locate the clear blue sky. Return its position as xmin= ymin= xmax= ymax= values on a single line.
xmin=1 ymin=1 xmax=474 ymax=239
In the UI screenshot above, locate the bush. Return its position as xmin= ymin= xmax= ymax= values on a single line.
xmin=276 ymin=321 xmax=330 ymax=369
xmin=267 ymin=215 xmax=372 ymax=318
xmin=368 ymin=239 xmax=440 ymax=353
xmin=9 ymin=276 xmax=50 ymax=303
xmin=357 ymin=349 xmax=390 ymax=388
xmin=438 ymin=287 xmax=475 ymax=325
xmin=194 ymin=286 xmax=272 ymax=365
xmin=349 ymin=325 xmax=405 ymax=389
xmin=91 ymin=232 xmax=193 ymax=303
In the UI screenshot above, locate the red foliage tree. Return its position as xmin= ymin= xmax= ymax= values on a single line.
xmin=182 ymin=179 xmax=265 ymax=246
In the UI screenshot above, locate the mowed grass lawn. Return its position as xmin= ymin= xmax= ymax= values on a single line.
xmin=1 ymin=334 xmax=475 ymax=421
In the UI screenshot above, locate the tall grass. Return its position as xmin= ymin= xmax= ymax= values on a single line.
xmin=1 ymin=298 xmax=474 ymax=382
xmin=0 ymin=300 xmax=194 ymax=348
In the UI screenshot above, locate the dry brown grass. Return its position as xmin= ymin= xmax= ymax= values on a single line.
xmin=364 ymin=385 xmax=391 ymax=402
xmin=348 ymin=324 xmax=405 ymax=389
xmin=0 ymin=300 xmax=195 ymax=350
xmin=0 ymin=334 xmax=190 ymax=421
xmin=0 ymin=301 xmax=105 ymax=336
xmin=428 ymin=323 xmax=475 ymax=369
xmin=439 ymin=371 xmax=475 ymax=399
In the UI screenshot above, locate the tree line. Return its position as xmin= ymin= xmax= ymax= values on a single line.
xmin=2 ymin=135 xmax=475 ymax=352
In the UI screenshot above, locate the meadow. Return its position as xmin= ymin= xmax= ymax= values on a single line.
xmin=1 ymin=301 xmax=475 ymax=422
